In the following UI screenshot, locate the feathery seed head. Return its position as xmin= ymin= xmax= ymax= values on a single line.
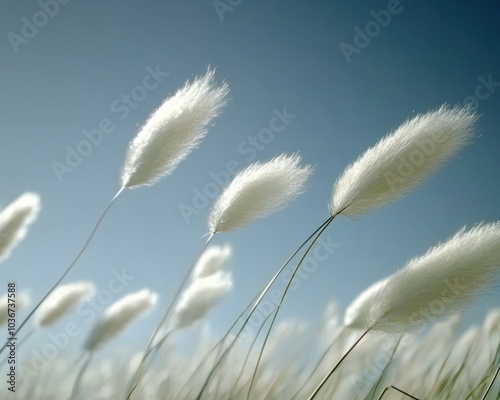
xmin=174 ymin=271 xmax=233 ymax=329
xmin=367 ymin=222 xmax=500 ymax=334
xmin=343 ymin=277 xmax=389 ymax=329
xmin=484 ymin=308 xmax=500 ymax=335
xmin=121 ymin=69 xmax=229 ymax=188
xmin=84 ymin=289 xmax=158 ymax=351
xmin=208 ymin=153 xmax=313 ymax=233
xmin=35 ymin=282 xmax=95 ymax=327
xmin=330 ymin=105 xmax=478 ymax=217
xmin=0 ymin=192 xmax=41 ymax=262
xmin=192 ymin=244 xmax=231 ymax=279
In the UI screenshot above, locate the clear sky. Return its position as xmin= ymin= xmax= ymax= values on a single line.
xmin=1 ymin=0 xmax=499 ymax=359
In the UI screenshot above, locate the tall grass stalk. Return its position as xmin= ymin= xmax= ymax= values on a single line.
xmin=366 ymin=336 xmax=403 ymax=399
xmin=0 ymin=188 xmax=124 ymax=355
xmin=193 ymin=216 xmax=334 ymax=399
xmin=309 ymin=222 xmax=500 ymax=399
xmin=289 ymin=327 xmax=347 ymax=400
xmin=246 ymin=214 xmax=337 ymax=399
xmin=1 ymin=70 xmax=228 ymax=356
xmin=481 ymin=364 xmax=500 ymax=400
xmin=69 ymin=353 xmax=93 ymax=400
xmin=307 ymin=328 xmax=371 ymax=399
xmin=226 ymin=311 xmax=276 ymax=399
xmin=125 ymin=233 xmax=215 ymax=400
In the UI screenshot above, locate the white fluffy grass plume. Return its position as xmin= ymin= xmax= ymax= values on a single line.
xmin=209 ymin=153 xmax=313 ymax=233
xmin=121 ymin=69 xmax=229 ymax=188
xmin=343 ymin=276 xmax=389 ymax=329
xmin=84 ymin=289 xmax=158 ymax=351
xmin=35 ymin=282 xmax=95 ymax=327
xmin=0 ymin=292 xmax=30 ymax=326
xmin=0 ymin=192 xmax=40 ymax=262
xmin=173 ymin=271 xmax=233 ymax=329
xmin=367 ymin=222 xmax=500 ymax=334
xmin=329 ymin=106 xmax=477 ymax=217
xmin=192 ymin=244 xmax=231 ymax=279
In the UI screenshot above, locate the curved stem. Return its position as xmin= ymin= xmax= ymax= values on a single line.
xmin=368 ymin=335 xmax=403 ymax=399
xmin=125 ymin=233 xmax=215 ymax=400
xmin=247 ymin=215 xmax=336 ymax=399
xmin=226 ymin=310 xmax=276 ymax=399
xmin=194 ymin=216 xmax=334 ymax=400
xmin=480 ymin=364 xmax=500 ymax=400
xmin=307 ymin=328 xmax=371 ymax=400
xmin=0 ymin=187 xmax=125 ymax=355
xmin=377 ymin=385 xmax=420 ymax=400
xmin=289 ymin=327 xmax=347 ymax=400
xmin=69 ymin=352 xmax=93 ymax=400
xmin=172 ymin=294 xmax=266 ymax=400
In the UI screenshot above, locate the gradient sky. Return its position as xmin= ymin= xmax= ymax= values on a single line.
xmin=1 ymin=0 xmax=499 ymax=362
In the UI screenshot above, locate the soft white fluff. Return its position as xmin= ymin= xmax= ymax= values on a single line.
xmin=367 ymin=223 xmax=500 ymax=334
xmin=121 ymin=69 xmax=229 ymax=188
xmin=35 ymin=282 xmax=95 ymax=327
xmin=208 ymin=153 xmax=313 ymax=233
xmin=484 ymin=308 xmax=500 ymax=335
xmin=173 ymin=271 xmax=233 ymax=329
xmin=0 ymin=192 xmax=40 ymax=262
xmin=84 ymin=289 xmax=158 ymax=351
xmin=0 ymin=292 xmax=30 ymax=327
xmin=192 ymin=244 xmax=231 ymax=279
xmin=329 ymin=106 xmax=477 ymax=217
xmin=343 ymin=276 xmax=389 ymax=329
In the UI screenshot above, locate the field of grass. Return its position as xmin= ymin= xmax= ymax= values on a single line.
xmin=1 ymin=70 xmax=499 ymax=400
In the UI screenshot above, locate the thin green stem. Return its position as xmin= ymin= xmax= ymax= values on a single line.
xmin=125 ymin=232 xmax=215 ymax=400
xmin=368 ymin=335 xmax=403 ymax=399
xmin=307 ymin=328 xmax=371 ymax=400
xmin=194 ymin=216 xmax=334 ymax=400
xmin=247 ymin=215 xmax=336 ymax=399
xmin=290 ymin=327 xmax=347 ymax=400
xmin=69 ymin=352 xmax=93 ymax=400
xmin=377 ymin=385 xmax=420 ymax=400
xmin=0 ymin=187 xmax=125 ymax=355
xmin=173 ymin=291 xmax=267 ymax=400
xmin=480 ymin=363 xmax=500 ymax=400
xmin=227 ymin=310 xmax=276 ymax=399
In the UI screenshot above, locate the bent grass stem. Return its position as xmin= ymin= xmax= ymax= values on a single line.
xmin=0 ymin=187 xmax=125 ymax=356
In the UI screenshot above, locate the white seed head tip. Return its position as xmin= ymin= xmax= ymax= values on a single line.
xmin=121 ymin=68 xmax=229 ymax=188
xmin=35 ymin=282 xmax=95 ymax=327
xmin=367 ymin=222 xmax=500 ymax=334
xmin=192 ymin=243 xmax=231 ymax=279
xmin=84 ymin=288 xmax=158 ymax=352
xmin=343 ymin=277 xmax=390 ymax=329
xmin=0 ymin=192 xmax=41 ymax=262
xmin=208 ymin=153 xmax=313 ymax=233
xmin=330 ymin=105 xmax=478 ymax=217
xmin=174 ymin=271 xmax=233 ymax=329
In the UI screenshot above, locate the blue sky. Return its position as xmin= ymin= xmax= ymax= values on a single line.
xmin=1 ymin=0 xmax=499 ymax=361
